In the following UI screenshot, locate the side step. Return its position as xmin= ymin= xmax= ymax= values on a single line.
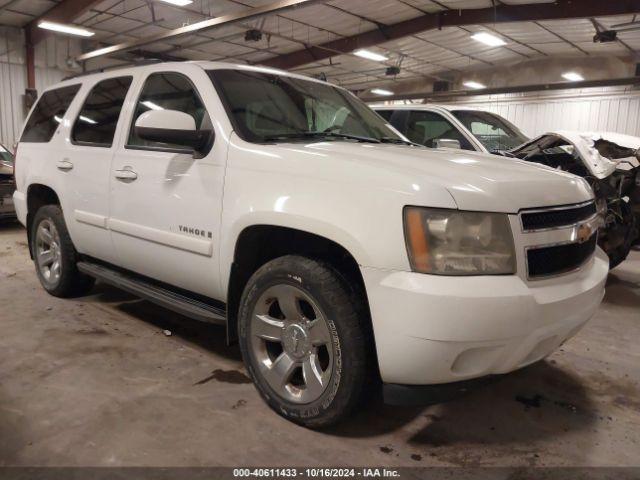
xmin=77 ymin=261 xmax=226 ymax=325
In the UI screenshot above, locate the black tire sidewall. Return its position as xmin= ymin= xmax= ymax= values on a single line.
xmin=607 ymin=205 xmax=638 ymax=269
xmin=31 ymin=205 xmax=89 ymax=297
xmin=238 ymin=256 xmax=366 ymax=427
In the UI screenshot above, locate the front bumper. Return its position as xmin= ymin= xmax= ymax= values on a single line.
xmin=361 ymin=247 xmax=609 ymax=386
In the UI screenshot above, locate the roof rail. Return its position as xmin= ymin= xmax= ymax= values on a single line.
xmin=62 ymin=59 xmax=166 ymax=81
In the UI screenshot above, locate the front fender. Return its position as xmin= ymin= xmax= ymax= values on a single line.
xmin=219 ymin=210 xmax=374 ymax=295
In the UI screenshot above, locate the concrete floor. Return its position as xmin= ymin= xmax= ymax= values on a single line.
xmin=0 ymin=221 xmax=638 ymax=467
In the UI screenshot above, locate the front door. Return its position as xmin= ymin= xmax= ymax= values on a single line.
xmin=109 ymin=67 xmax=226 ymax=299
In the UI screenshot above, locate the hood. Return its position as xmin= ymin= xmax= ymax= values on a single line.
xmin=523 ymin=131 xmax=640 ymax=179
xmin=270 ymin=141 xmax=593 ymax=213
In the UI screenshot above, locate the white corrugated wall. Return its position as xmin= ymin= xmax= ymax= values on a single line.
xmin=0 ymin=60 xmax=24 ymax=148
xmin=0 ymin=27 xmax=70 ymax=148
xmin=434 ymin=86 xmax=640 ymax=139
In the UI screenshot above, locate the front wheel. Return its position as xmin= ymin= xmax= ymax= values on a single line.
xmin=238 ymin=255 xmax=371 ymax=428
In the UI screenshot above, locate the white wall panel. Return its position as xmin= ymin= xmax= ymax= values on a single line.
xmin=0 ymin=60 xmax=25 ymax=148
xmin=0 ymin=28 xmax=71 ymax=148
xmin=435 ymin=86 xmax=640 ymax=139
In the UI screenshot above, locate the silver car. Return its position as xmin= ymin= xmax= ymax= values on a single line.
xmin=0 ymin=143 xmax=16 ymax=220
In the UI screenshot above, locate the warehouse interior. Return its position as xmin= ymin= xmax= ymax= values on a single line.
xmin=0 ymin=0 xmax=639 ymax=472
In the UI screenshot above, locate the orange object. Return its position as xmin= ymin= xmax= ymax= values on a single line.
xmin=405 ymin=208 xmax=430 ymax=272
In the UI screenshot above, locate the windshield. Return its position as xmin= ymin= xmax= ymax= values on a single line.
xmin=208 ymin=69 xmax=403 ymax=144
xmin=451 ymin=110 xmax=528 ymax=152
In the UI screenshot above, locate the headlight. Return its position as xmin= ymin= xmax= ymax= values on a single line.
xmin=403 ymin=207 xmax=516 ymax=275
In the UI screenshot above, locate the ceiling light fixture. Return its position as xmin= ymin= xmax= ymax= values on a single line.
xmin=463 ymin=81 xmax=486 ymax=90
xmin=354 ymin=49 xmax=388 ymax=62
xmin=157 ymin=0 xmax=193 ymax=5
xmin=371 ymin=88 xmax=393 ymax=96
xmin=562 ymin=72 xmax=584 ymax=82
xmin=38 ymin=21 xmax=94 ymax=37
xmin=471 ymin=32 xmax=506 ymax=47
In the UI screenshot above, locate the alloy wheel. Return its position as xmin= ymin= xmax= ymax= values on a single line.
xmin=249 ymin=284 xmax=334 ymax=404
xmin=35 ymin=219 xmax=62 ymax=287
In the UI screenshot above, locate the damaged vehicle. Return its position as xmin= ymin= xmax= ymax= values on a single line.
xmin=375 ymin=105 xmax=640 ymax=268
xmin=509 ymin=132 xmax=640 ymax=268
xmin=13 ymin=62 xmax=610 ymax=427
xmin=0 ymin=143 xmax=16 ymax=221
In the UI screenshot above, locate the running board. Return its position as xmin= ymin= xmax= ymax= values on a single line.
xmin=77 ymin=261 xmax=226 ymax=325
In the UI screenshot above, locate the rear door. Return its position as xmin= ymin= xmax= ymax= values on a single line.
xmin=64 ymin=76 xmax=135 ymax=263
xmin=108 ymin=66 xmax=226 ymax=299
xmin=16 ymin=83 xmax=82 ymax=228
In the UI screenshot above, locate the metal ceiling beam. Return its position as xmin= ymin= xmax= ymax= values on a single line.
xmin=358 ymin=76 xmax=640 ymax=102
xmin=76 ymin=0 xmax=327 ymax=62
xmin=25 ymin=0 xmax=105 ymax=45
xmin=263 ymin=0 xmax=640 ymax=70
xmin=0 ymin=0 xmax=23 ymax=15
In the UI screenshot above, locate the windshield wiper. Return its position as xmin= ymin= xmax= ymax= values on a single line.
xmin=379 ymin=137 xmax=421 ymax=147
xmin=264 ymin=131 xmax=380 ymax=143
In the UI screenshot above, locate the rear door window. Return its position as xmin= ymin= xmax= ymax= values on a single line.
xmin=20 ymin=84 xmax=81 ymax=143
xmin=451 ymin=110 xmax=529 ymax=152
xmin=72 ymin=76 xmax=133 ymax=147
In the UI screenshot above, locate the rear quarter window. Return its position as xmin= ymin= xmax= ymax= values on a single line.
xmin=20 ymin=84 xmax=81 ymax=143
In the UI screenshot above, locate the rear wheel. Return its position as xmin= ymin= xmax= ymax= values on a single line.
xmin=238 ymin=255 xmax=371 ymax=428
xmin=31 ymin=205 xmax=94 ymax=297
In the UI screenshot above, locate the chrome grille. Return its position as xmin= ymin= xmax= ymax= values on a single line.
xmin=517 ymin=201 xmax=600 ymax=280
xmin=521 ymin=201 xmax=597 ymax=232
xmin=526 ymin=234 xmax=597 ymax=278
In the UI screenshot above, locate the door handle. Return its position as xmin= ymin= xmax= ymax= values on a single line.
xmin=115 ymin=168 xmax=138 ymax=182
xmin=56 ymin=160 xmax=74 ymax=171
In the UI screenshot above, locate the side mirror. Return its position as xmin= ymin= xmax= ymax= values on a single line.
xmin=434 ymin=138 xmax=462 ymax=150
xmin=134 ymin=109 xmax=212 ymax=153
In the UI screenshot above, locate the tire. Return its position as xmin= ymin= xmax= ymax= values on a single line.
xmin=31 ymin=204 xmax=95 ymax=297
xmin=605 ymin=209 xmax=638 ymax=269
xmin=238 ymin=255 xmax=371 ymax=428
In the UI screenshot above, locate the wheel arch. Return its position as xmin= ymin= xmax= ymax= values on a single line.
xmin=225 ymin=224 xmax=372 ymax=346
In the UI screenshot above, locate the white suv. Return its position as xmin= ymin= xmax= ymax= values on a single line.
xmin=13 ymin=62 xmax=608 ymax=427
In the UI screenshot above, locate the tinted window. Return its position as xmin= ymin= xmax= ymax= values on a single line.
xmin=0 ymin=144 xmax=12 ymax=163
xmin=376 ymin=110 xmax=393 ymax=121
xmin=128 ymin=72 xmax=209 ymax=150
xmin=0 ymin=144 xmax=13 ymax=176
xmin=405 ymin=111 xmax=474 ymax=150
xmin=209 ymin=69 xmax=401 ymax=144
xmin=72 ymin=76 xmax=133 ymax=147
xmin=20 ymin=84 xmax=81 ymax=143
xmin=451 ymin=110 xmax=528 ymax=152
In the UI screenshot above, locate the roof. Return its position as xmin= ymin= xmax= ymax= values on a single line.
xmin=48 ymin=60 xmax=343 ymax=92
xmin=1 ymin=0 xmax=637 ymax=93
xmin=370 ymin=104 xmax=478 ymax=112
